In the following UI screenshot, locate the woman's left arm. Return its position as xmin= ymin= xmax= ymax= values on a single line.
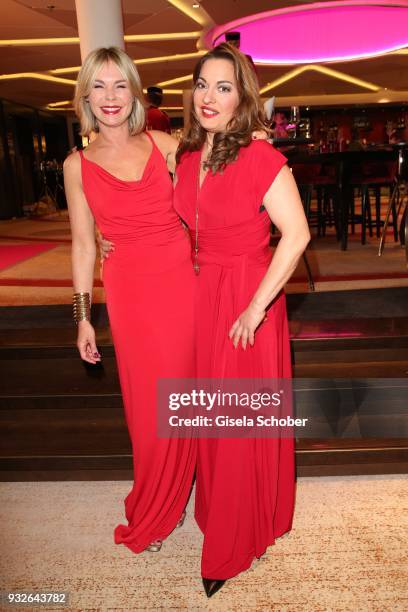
xmin=229 ymin=165 xmax=311 ymax=349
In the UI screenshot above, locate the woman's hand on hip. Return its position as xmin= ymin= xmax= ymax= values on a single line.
xmin=96 ymin=229 xmax=115 ymax=260
xmin=77 ymin=320 xmax=101 ymax=364
xmin=229 ymin=303 xmax=267 ymax=349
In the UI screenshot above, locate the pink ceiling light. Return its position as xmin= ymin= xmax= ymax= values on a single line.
xmin=207 ymin=0 xmax=408 ymax=64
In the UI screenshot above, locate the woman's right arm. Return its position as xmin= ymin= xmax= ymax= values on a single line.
xmin=63 ymin=152 xmax=101 ymax=364
xmin=149 ymin=130 xmax=179 ymax=173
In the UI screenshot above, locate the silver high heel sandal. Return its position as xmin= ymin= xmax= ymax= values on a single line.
xmin=176 ymin=510 xmax=186 ymax=528
xmin=145 ymin=510 xmax=186 ymax=552
xmin=145 ymin=539 xmax=162 ymax=552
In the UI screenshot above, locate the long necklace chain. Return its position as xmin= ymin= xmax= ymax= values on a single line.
xmin=194 ymin=144 xmax=212 ymax=276
xmin=194 ymin=168 xmax=200 ymax=275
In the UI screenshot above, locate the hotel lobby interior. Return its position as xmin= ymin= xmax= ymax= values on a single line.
xmin=0 ymin=1 xmax=407 ymax=609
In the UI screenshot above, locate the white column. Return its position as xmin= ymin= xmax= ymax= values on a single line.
xmin=182 ymin=90 xmax=193 ymax=134
xmin=75 ymin=0 xmax=124 ymax=61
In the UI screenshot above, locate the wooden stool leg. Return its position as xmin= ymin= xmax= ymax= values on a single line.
xmin=391 ymin=186 xmax=400 ymax=242
xmin=367 ymin=188 xmax=373 ymax=238
xmin=317 ymin=186 xmax=323 ymax=237
xmin=361 ymin=186 xmax=367 ymax=245
xmin=333 ymin=190 xmax=341 ymax=241
xmin=351 ymin=188 xmax=356 ymax=234
xmin=301 ymin=186 xmax=311 ymax=221
xmin=375 ymin=186 xmax=381 ymax=237
xmin=302 ymin=251 xmax=315 ymax=291
xmin=321 ymin=189 xmax=330 ymax=236
xmin=399 ymin=197 xmax=407 ymax=249
xmin=325 ymin=188 xmax=333 ymax=228
xmin=378 ymin=182 xmax=399 ymax=255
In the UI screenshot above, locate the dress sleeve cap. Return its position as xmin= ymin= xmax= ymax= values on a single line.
xmin=252 ymin=140 xmax=287 ymax=202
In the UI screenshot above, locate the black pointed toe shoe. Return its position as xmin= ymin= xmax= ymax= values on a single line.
xmin=202 ymin=578 xmax=226 ymax=598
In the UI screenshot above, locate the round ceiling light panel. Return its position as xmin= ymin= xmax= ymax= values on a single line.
xmin=207 ymin=1 xmax=408 ymax=64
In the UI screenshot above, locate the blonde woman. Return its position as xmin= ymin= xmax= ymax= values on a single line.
xmin=64 ymin=47 xmax=196 ymax=554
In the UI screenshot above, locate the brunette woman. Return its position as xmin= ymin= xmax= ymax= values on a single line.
xmin=173 ymin=43 xmax=310 ymax=596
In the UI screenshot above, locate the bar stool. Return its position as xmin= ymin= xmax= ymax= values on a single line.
xmin=314 ymin=163 xmax=339 ymax=238
xmin=379 ymin=144 xmax=408 ymax=265
xmin=350 ymin=160 xmax=398 ymax=244
xmin=291 ymin=163 xmax=320 ymax=220
xmin=291 ymin=163 xmax=338 ymax=237
xmin=289 ymin=163 xmax=316 ymax=291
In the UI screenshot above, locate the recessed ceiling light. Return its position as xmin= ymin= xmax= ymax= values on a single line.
xmin=192 ymin=2 xmax=200 ymax=7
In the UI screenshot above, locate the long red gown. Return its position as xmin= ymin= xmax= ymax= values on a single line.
xmin=174 ymin=139 xmax=295 ymax=580
xmin=79 ymin=132 xmax=196 ymax=553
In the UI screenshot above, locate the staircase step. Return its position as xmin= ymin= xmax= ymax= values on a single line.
xmin=1 ymin=293 xmax=407 ymax=480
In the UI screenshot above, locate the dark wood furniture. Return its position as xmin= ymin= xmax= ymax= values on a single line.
xmin=275 ymin=146 xmax=399 ymax=250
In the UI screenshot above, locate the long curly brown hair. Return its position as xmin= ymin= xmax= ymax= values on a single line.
xmin=176 ymin=43 xmax=268 ymax=174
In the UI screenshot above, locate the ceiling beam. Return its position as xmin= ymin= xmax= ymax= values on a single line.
xmin=0 ymin=32 xmax=200 ymax=47
xmin=0 ymin=73 xmax=76 ymax=85
xmin=260 ymin=65 xmax=381 ymax=95
xmin=156 ymin=74 xmax=193 ymax=87
xmin=49 ymin=51 xmax=206 ymax=76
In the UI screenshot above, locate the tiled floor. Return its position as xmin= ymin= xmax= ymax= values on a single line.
xmin=1 ymin=476 xmax=407 ymax=611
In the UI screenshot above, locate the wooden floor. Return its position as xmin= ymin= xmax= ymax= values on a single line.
xmin=1 ymin=288 xmax=407 ymax=481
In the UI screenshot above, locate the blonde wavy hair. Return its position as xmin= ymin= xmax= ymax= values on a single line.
xmin=74 ymin=46 xmax=146 ymax=136
xmin=176 ymin=43 xmax=268 ymax=173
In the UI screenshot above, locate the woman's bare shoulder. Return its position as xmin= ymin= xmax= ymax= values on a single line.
xmin=63 ymin=149 xmax=82 ymax=176
xmin=149 ymin=130 xmax=178 ymax=154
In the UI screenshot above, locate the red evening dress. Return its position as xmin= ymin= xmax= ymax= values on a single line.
xmin=174 ymin=140 xmax=295 ymax=580
xmin=79 ymin=132 xmax=196 ymax=553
